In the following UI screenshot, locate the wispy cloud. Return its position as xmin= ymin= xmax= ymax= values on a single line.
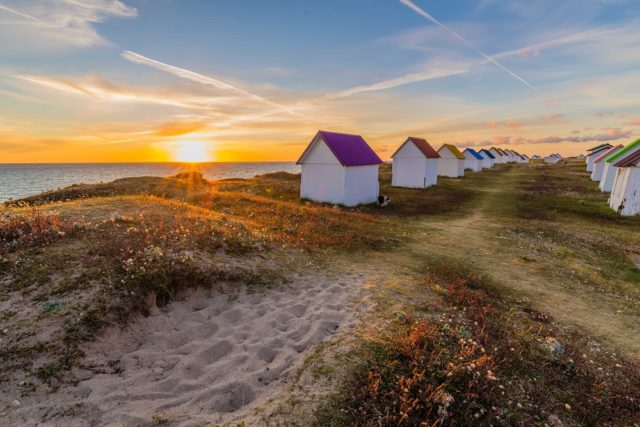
xmin=0 ymin=3 xmax=43 ymax=23
xmin=480 ymin=128 xmax=633 ymax=146
xmin=0 ymin=0 xmax=136 ymax=52
xmin=325 ymin=63 xmax=470 ymax=99
xmin=398 ymin=0 xmax=537 ymax=90
xmin=121 ymin=50 xmax=304 ymax=117
xmin=15 ymin=74 xmax=231 ymax=110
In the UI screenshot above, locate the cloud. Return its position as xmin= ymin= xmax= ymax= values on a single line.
xmin=15 ymin=74 xmax=234 ymax=110
xmin=121 ymin=50 xmax=300 ymax=116
xmin=152 ymin=120 xmax=210 ymax=137
xmin=508 ymin=128 xmax=633 ymax=145
xmin=541 ymin=114 xmax=565 ymax=121
xmin=325 ymin=63 xmax=470 ymax=99
xmin=625 ymin=118 xmax=640 ymax=126
xmin=486 ymin=120 xmax=524 ymax=130
xmin=0 ymin=1 xmax=136 ymax=52
xmin=398 ymin=0 xmax=537 ymax=91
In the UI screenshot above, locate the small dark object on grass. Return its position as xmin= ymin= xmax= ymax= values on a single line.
xmin=377 ymin=195 xmax=390 ymax=206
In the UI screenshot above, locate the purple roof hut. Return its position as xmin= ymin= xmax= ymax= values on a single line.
xmin=296 ymin=130 xmax=383 ymax=206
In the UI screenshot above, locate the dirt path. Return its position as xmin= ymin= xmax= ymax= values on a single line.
xmin=403 ymin=168 xmax=640 ymax=358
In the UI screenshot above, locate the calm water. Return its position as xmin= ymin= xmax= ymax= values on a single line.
xmin=0 ymin=162 xmax=300 ymax=202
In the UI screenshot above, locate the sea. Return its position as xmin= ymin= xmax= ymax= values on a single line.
xmin=0 ymin=162 xmax=300 ymax=202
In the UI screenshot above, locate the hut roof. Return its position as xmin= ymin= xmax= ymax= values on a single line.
xmin=463 ymin=148 xmax=484 ymax=160
xmin=612 ymin=139 xmax=640 ymax=167
xmin=296 ymin=130 xmax=383 ymax=166
xmin=593 ymin=145 xmax=623 ymax=164
xmin=587 ymin=146 xmax=611 ymax=157
xmin=479 ymin=149 xmax=496 ymax=159
xmin=391 ymin=137 xmax=440 ymax=159
xmin=438 ymin=144 xmax=466 ymax=160
xmin=605 ymin=139 xmax=640 ymax=164
xmin=586 ymin=143 xmax=613 ymax=152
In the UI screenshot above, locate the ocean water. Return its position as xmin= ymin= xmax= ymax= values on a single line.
xmin=0 ymin=162 xmax=300 ymax=202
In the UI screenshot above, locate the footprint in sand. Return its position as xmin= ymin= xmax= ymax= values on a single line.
xmin=287 ymin=303 xmax=308 ymax=318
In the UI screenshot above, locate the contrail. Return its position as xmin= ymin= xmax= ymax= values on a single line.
xmin=122 ymin=50 xmax=302 ymax=115
xmin=326 ymin=64 xmax=470 ymax=99
xmin=398 ymin=0 xmax=537 ymax=91
xmin=0 ymin=3 xmax=45 ymax=23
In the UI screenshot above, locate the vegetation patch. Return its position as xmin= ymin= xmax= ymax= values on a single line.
xmin=319 ymin=260 xmax=640 ymax=426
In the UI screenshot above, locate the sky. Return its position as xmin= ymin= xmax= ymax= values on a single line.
xmin=1 ymin=0 xmax=640 ymax=163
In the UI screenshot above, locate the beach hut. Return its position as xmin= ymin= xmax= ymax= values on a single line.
xmin=391 ymin=137 xmax=440 ymax=188
xmin=510 ymin=150 xmax=525 ymax=163
xmin=489 ymin=147 xmax=507 ymax=163
xmin=609 ymin=142 xmax=640 ymax=216
xmin=296 ymin=130 xmax=383 ymax=206
xmin=478 ymin=149 xmax=495 ymax=168
xmin=437 ymin=144 xmax=466 ymax=177
xmin=521 ymin=154 xmax=530 ymax=163
xmin=601 ymin=139 xmax=640 ymax=193
xmin=591 ymin=145 xmax=623 ymax=182
xmin=531 ymin=155 xmax=542 ymax=160
xmin=586 ymin=145 xmax=612 ymax=172
xmin=462 ymin=148 xmax=484 ymax=172
xmin=544 ymin=154 xmax=561 ymax=164
xmin=576 ymin=154 xmax=586 ymax=160
xmin=586 ymin=143 xmax=612 ymax=154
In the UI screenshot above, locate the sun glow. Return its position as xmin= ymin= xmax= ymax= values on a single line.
xmin=174 ymin=141 xmax=211 ymax=163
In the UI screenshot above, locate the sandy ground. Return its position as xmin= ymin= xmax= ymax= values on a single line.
xmin=5 ymin=271 xmax=369 ymax=426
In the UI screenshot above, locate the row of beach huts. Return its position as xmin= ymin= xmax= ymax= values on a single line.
xmin=294 ymin=130 xmax=640 ymax=217
xmin=295 ymin=130 xmax=530 ymax=207
xmin=584 ymin=140 xmax=640 ymax=216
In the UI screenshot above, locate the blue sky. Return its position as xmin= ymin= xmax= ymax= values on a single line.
xmin=1 ymin=0 xmax=640 ymax=162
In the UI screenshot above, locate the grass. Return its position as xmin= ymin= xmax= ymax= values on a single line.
xmin=0 ymin=197 xmax=288 ymax=384
xmin=514 ymin=160 xmax=640 ymax=226
xmin=317 ymin=260 xmax=640 ymax=426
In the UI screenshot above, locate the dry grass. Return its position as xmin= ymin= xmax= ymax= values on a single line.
xmin=318 ymin=260 xmax=640 ymax=426
xmin=0 ymin=197 xmax=289 ymax=385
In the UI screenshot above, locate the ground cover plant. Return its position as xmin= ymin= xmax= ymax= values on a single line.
xmin=319 ymin=259 xmax=640 ymax=426
xmin=0 ymin=197 xmax=282 ymax=386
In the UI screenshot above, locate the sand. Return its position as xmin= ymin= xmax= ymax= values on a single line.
xmin=6 ymin=272 xmax=368 ymax=426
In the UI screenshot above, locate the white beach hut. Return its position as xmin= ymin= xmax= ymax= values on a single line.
xmin=489 ymin=147 xmax=508 ymax=163
xmin=391 ymin=137 xmax=440 ymax=188
xmin=586 ymin=145 xmax=612 ymax=172
xmin=600 ymin=143 xmax=636 ymax=192
xmin=544 ymin=154 xmax=561 ymax=164
xmin=591 ymin=145 xmax=623 ymax=182
xmin=437 ymin=144 xmax=466 ymax=178
xmin=462 ymin=148 xmax=484 ymax=172
xmin=531 ymin=155 xmax=542 ymax=160
xmin=585 ymin=143 xmax=612 ymax=163
xmin=478 ymin=149 xmax=496 ymax=168
xmin=609 ymin=141 xmax=640 ymax=216
xmin=296 ymin=130 xmax=383 ymax=206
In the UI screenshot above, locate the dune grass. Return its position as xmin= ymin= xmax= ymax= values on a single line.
xmin=317 ymin=259 xmax=640 ymax=426
xmin=0 ymin=197 xmax=286 ymax=384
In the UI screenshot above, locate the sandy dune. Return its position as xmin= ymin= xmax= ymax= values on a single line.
xmin=8 ymin=272 xmax=368 ymax=426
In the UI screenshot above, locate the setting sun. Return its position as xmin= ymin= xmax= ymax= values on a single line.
xmin=174 ymin=141 xmax=211 ymax=163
